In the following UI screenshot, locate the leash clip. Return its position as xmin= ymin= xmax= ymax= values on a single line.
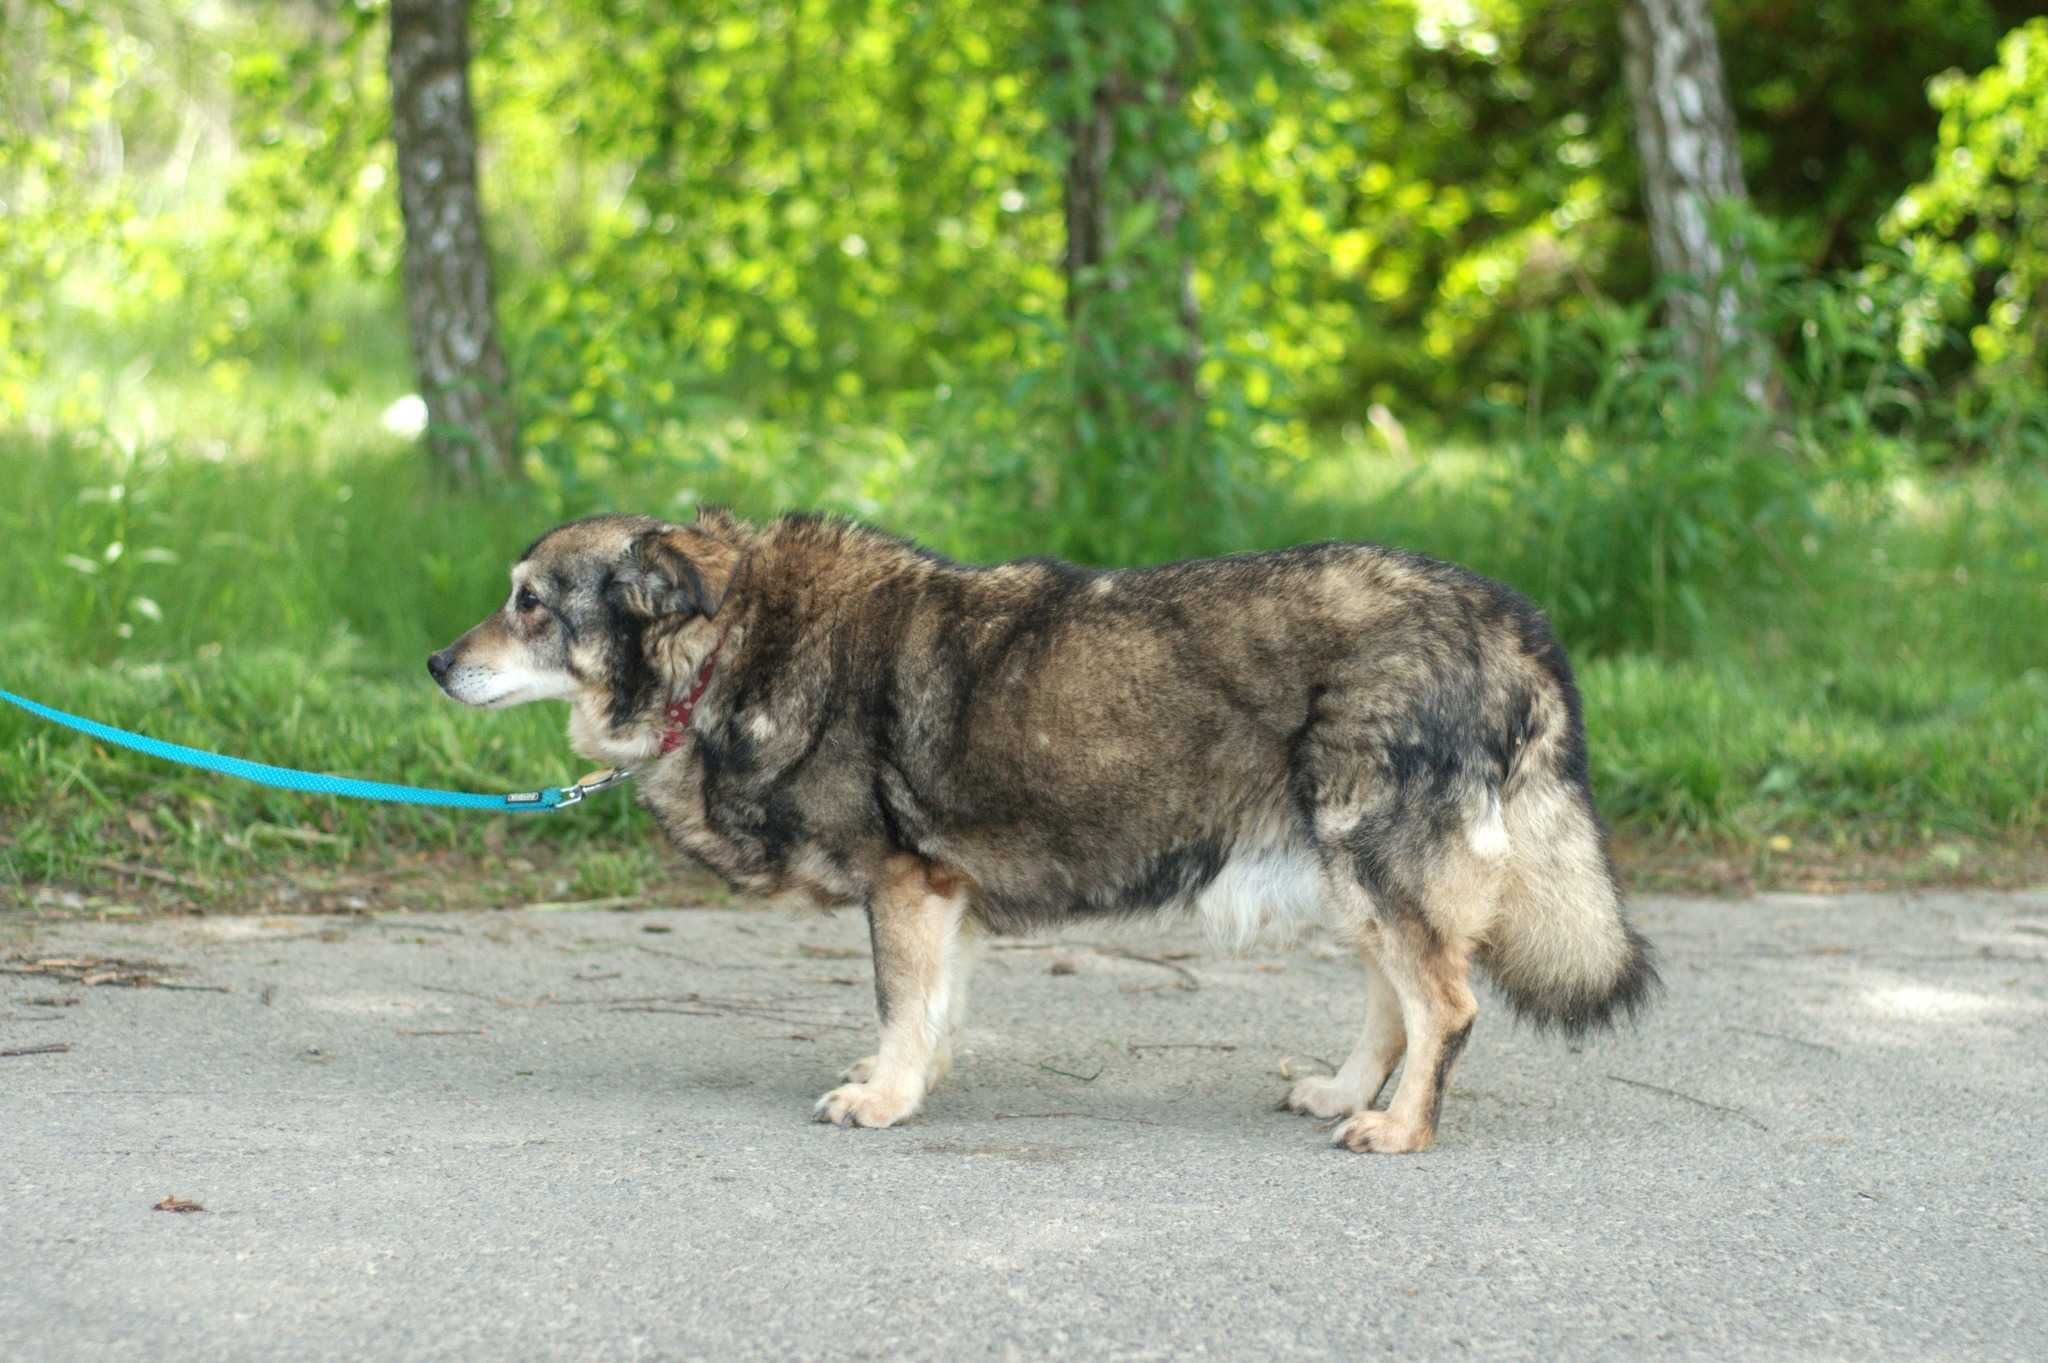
xmin=548 ymin=766 xmax=636 ymax=810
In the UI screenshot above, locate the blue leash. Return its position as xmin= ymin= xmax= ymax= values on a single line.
xmin=0 ymin=686 xmax=632 ymax=814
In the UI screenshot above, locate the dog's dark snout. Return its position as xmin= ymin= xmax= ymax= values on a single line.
xmin=427 ymin=649 xmax=453 ymax=684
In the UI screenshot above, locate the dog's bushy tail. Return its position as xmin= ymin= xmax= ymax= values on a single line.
xmin=1477 ymin=771 xmax=1659 ymax=1034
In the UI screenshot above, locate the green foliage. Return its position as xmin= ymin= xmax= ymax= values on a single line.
xmin=0 ymin=2 xmax=134 ymax=413
xmin=1885 ymin=17 xmax=2048 ymax=456
xmin=1718 ymin=0 xmax=2035 ymax=268
xmin=9 ymin=0 xmax=2047 ymax=443
xmin=494 ymin=0 xmax=1055 ymax=437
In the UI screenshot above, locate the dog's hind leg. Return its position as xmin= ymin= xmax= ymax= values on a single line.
xmin=1283 ymin=949 xmax=1405 ymax=1119
xmin=1329 ymin=909 xmax=1478 ymax=1155
xmin=816 ymin=856 xmax=969 ymax=1129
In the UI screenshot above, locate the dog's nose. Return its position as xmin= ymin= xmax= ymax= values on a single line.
xmin=427 ymin=649 xmax=453 ymax=684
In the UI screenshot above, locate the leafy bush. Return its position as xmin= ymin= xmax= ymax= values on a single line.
xmin=1885 ymin=17 xmax=2048 ymax=457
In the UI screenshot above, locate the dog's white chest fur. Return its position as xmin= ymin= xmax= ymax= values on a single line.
xmin=1191 ymin=845 xmax=1324 ymax=951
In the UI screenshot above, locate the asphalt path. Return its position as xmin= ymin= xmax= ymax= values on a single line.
xmin=4 ymin=889 xmax=2045 ymax=1361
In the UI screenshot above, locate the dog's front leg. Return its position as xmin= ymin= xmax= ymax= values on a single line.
xmin=815 ymin=857 xmax=968 ymax=1129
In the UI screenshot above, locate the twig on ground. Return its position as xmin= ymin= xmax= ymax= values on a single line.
xmin=990 ymin=1110 xmax=1159 ymax=1126
xmin=1093 ymin=947 xmax=1200 ymax=990
xmin=1 ymin=1042 xmax=72 ymax=1058
xmin=1036 ymin=1060 xmax=1105 ymax=1082
xmin=1726 ymin=1025 xmax=1839 ymax=1055
xmin=76 ymin=856 xmax=210 ymax=893
xmin=5 ymin=956 xmax=219 ymax=990
xmin=603 ymin=1001 xmax=861 ymax=1031
xmin=1606 ymin=1074 xmax=1769 ymax=1130
xmin=419 ymin=984 xmax=553 ymax=1008
xmin=0 ymin=832 xmax=195 ymax=891
xmin=1127 ymin=1041 xmax=1238 ymax=1055
xmin=631 ymin=944 xmax=703 ymax=964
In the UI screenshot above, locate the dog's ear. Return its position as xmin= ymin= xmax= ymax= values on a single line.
xmin=608 ymin=525 xmax=738 ymax=621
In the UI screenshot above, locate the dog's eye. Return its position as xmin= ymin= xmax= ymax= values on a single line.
xmin=515 ymin=588 xmax=542 ymax=614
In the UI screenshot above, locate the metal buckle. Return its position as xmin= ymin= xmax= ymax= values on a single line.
xmin=548 ymin=766 xmax=635 ymax=811
xmin=575 ymin=767 xmax=632 ymax=791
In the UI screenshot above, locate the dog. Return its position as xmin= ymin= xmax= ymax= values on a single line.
xmin=430 ymin=509 xmax=1656 ymax=1152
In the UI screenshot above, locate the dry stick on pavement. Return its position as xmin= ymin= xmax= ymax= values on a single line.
xmin=1 ymin=1043 xmax=72 ymax=1058
xmin=1605 ymin=1074 xmax=1769 ymax=1130
xmin=1725 ymin=1024 xmax=1840 ymax=1055
xmin=1036 ymin=1060 xmax=1105 ymax=1082
xmin=1092 ymin=947 xmax=1201 ymax=990
xmin=3 ymin=958 xmax=222 ymax=991
xmin=603 ymin=1003 xmax=862 ymax=1031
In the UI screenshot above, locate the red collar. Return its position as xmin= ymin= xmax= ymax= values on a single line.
xmin=657 ymin=628 xmax=729 ymax=754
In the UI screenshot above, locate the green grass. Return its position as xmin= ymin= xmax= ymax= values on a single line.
xmin=4 ymin=432 xmax=2043 ymax=901
xmin=3 ymin=315 xmax=2045 ymax=900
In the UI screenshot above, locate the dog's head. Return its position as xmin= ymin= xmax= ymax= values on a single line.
xmin=428 ymin=511 xmax=744 ymax=762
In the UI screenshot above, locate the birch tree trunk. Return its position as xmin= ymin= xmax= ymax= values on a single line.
xmin=1620 ymin=0 xmax=1758 ymax=386
xmin=388 ymin=0 xmax=518 ymax=479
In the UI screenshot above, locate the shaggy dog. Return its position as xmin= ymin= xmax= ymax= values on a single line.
xmin=431 ymin=510 xmax=1656 ymax=1152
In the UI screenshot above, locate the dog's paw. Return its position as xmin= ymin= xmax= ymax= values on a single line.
xmin=1282 ymin=1075 xmax=1361 ymax=1119
xmin=813 ymin=1082 xmax=919 ymax=1129
xmin=1331 ymin=1110 xmax=1432 ymax=1155
xmin=841 ymin=1054 xmax=878 ymax=1084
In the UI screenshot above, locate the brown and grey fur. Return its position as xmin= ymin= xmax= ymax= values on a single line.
xmin=431 ymin=509 xmax=1657 ymax=1152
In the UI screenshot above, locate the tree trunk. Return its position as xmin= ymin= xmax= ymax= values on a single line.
xmin=388 ymin=0 xmax=518 ymax=479
xmin=1620 ymin=0 xmax=1758 ymax=387
xmin=1059 ymin=21 xmax=1200 ymax=440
